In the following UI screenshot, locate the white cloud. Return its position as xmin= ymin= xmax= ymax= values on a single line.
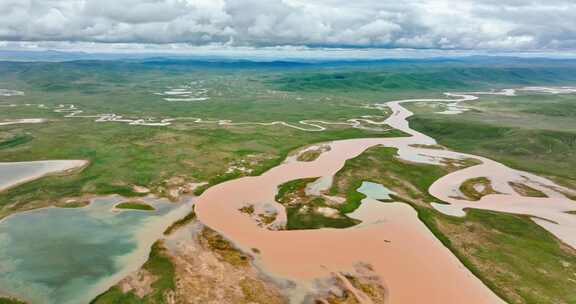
xmin=0 ymin=0 xmax=574 ymax=50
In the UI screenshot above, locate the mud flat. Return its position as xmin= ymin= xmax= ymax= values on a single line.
xmin=0 ymin=160 xmax=88 ymax=192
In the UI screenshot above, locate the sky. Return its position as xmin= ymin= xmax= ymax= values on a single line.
xmin=0 ymin=0 xmax=575 ymax=54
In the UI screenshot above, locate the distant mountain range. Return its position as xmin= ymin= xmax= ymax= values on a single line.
xmin=2 ymin=49 xmax=576 ymax=67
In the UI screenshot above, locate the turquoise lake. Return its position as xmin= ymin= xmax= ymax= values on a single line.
xmin=357 ymin=181 xmax=395 ymax=200
xmin=0 ymin=195 xmax=192 ymax=304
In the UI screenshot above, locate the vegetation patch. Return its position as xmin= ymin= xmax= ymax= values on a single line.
xmin=56 ymin=200 xmax=90 ymax=208
xmin=509 ymin=182 xmax=548 ymax=198
xmin=409 ymin=144 xmax=445 ymax=150
xmin=257 ymin=212 xmax=277 ymax=225
xmin=296 ymin=145 xmax=331 ymax=162
xmin=561 ymin=192 xmax=576 ymax=201
xmin=163 ymin=208 xmax=196 ymax=235
xmin=200 ymin=227 xmax=250 ymax=267
xmin=297 ymin=149 xmax=323 ymax=162
xmin=275 ymin=178 xmax=318 ymax=203
xmin=276 ymin=178 xmax=360 ymax=230
xmin=238 ymin=204 xmax=255 ymax=215
xmin=238 ymin=277 xmax=285 ymax=303
xmin=238 ymin=203 xmax=278 ymax=229
xmin=0 ymin=297 xmax=27 ymax=304
xmin=330 ymin=146 xmax=447 ymax=208
xmin=441 ymin=157 xmax=482 ymax=172
xmin=115 ymin=201 xmax=155 ymax=211
xmin=344 ymin=274 xmax=387 ymax=303
xmin=458 ymin=177 xmax=499 ymax=201
xmin=91 ymin=241 xmax=175 ymax=304
xmin=285 ymin=197 xmax=359 ymax=230
xmin=317 ymin=270 xmax=387 ymax=304
xmin=0 ymin=134 xmax=33 ymax=150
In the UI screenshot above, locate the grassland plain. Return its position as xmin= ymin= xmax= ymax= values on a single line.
xmin=2 ymin=58 xmax=576 ymax=304
xmin=458 ymin=177 xmax=499 ymax=201
xmin=3 ymin=59 xmax=576 ymax=217
xmin=329 ymin=146 xmax=576 ymax=304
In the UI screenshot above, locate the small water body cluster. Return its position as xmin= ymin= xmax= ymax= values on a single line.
xmin=153 ymin=81 xmax=210 ymax=102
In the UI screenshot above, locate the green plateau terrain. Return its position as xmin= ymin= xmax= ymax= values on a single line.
xmin=1 ymin=58 xmax=576 ymax=303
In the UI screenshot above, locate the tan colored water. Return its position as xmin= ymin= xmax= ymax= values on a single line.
xmin=197 ymin=176 xmax=502 ymax=303
xmin=193 ymin=91 xmax=542 ymax=303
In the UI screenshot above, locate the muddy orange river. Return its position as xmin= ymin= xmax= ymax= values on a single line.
xmin=194 ymin=89 xmax=576 ymax=303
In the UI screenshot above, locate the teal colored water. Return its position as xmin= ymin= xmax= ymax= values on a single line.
xmin=0 ymin=196 xmax=189 ymax=304
xmin=356 ymin=181 xmax=395 ymax=200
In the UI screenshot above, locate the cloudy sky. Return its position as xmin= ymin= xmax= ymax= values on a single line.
xmin=0 ymin=0 xmax=575 ymax=52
